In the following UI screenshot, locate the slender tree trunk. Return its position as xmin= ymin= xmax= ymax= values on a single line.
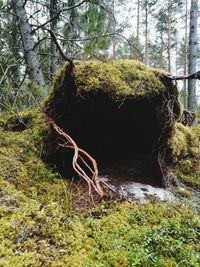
xmin=49 ymin=0 xmax=58 ymax=78
xmin=112 ymin=0 xmax=116 ymax=59
xmin=144 ymin=2 xmax=148 ymax=65
xmin=159 ymin=29 xmax=164 ymax=69
xmin=168 ymin=0 xmax=172 ymax=72
xmin=188 ymin=0 xmax=198 ymax=113
xmin=183 ymin=0 xmax=188 ymax=108
xmin=136 ymin=0 xmax=140 ymax=59
xmin=10 ymin=0 xmax=21 ymax=87
xmin=15 ymin=0 xmax=46 ymax=92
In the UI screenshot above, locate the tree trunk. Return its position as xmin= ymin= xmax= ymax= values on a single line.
xmin=136 ymin=0 xmax=140 ymax=59
xmin=159 ymin=29 xmax=164 ymax=69
xmin=49 ymin=0 xmax=58 ymax=78
xmin=183 ymin=0 xmax=188 ymax=108
xmin=188 ymin=0 xmax=198 ymax=113
xmin=15 ymin=0 xmax=46 ymax=93
xmin=8 ymin=0 xmax=21 ymax=89
xmin=168 ymin=0 xmax=172 ymax=73
xmin=112 ymin=0 xmax=116 ymax=60
xmin=144 ymin=2 xmax=148 ymax=65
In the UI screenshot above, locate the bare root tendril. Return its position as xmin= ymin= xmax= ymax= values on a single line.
xmin=46 ymin=116 xmax=105 ymax=198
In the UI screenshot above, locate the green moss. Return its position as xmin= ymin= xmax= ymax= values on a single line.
xmin=175 ymin=158 xmax=200 ymax=188
xmin=171 ymin=123 xmax=196 ymax=158
xmin=48 ymin=60 xmax=167 ymax=102
xmin=73 ymin=60 xmax=166 ymax=98
xmin=0 ymin=124 xmax=70 ymax=205
xmin=0 ymin=192 xmax=199 ymax=266
xmin=172 ymin=124 xmax=200 ymax=188
xmin=0 ymin=62 xmax=199 ymax=265
xmin=0 ymin=109 xmax=34 ymax=131
xmin=175 ymin=187 xmax=193 ymax=198
xmin=0 ymin=122 xmax=200 ymax=266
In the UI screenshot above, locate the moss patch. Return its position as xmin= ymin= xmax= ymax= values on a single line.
xmin=172 ymin=124 xmax=200 ymax=188
xmin=73 ymin=60 xmax=166 ymax=98
xmin=171 ymin=123 xmax=196 ymax=158
xmin=0 ymin=189 xmax=200 ymax=267
xmin=0 ymin=114 xmax=200 ymax=266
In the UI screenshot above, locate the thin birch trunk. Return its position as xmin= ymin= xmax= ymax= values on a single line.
xmin=15 ymin=0 xmax=46 ymax=93
xmin=168 ymin=0 xmax=172 ymax=73
xmin=188 ymin=0 xmax=198 ymax=113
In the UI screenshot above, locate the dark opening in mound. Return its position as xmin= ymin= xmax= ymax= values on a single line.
xmin=45 ymin=61 xmax=180 ymax=187
xmin=49 ymin=91 xmax=166 ymax=186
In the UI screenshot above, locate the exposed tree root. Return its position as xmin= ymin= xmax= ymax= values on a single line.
xmin=46 ymin=117 xmax=105 ymax=198
xmin=181 ymin=109 xmax=196 ymax=126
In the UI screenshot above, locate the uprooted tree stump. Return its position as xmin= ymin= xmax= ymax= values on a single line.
xmin=40 ymin=60 xmax=181 ymax=192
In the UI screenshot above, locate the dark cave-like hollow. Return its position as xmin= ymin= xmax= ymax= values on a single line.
xmin=50 ymin=91 xmax=166 ymax=187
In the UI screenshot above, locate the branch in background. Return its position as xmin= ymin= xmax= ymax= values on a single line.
xmin=27 ymin=9 xmax=41 ymax=23
xmin=54 ymin=32 xmax=143 ymax=61
xmin=32 ymin=36 xmax=48 ymax=50
xmin=116 ymin=33 xmax=143 ymax=60
xmin=23 ymin=0 xmax=29 ymax=8
xmin=171 ymin=71 xmax=200 ymax=81
xmin=31 ymin=0 xmax=87 ymax=34
xmin=0 ymin=64 xmax=17 ymax=86
xmin=46 ymin=29 xmax=73 ymax=65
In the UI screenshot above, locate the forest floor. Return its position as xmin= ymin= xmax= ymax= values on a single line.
xmin=0 ymin=118 xmax=200 ymax=267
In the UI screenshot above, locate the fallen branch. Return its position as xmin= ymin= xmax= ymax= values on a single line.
xmin=47 ymin=117 xmax=104 ymax=198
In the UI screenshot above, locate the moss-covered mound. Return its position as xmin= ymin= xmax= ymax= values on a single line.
xmin=73 ymin=60 xmax=166 ymax=97
xmin=43 ymin=60 xmax=180 ymax=186
xmin=0 ymin=61 xmax=200 ymax=266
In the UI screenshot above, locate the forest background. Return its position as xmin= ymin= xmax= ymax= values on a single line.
xmin=0 ymin=0 xmax=200 ymax=116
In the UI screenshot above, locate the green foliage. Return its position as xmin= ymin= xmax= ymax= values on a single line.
xmin=80 ymin=2 xmax=112 ymax=57
xmin=116 ymin=35 xmax=144 ymax=60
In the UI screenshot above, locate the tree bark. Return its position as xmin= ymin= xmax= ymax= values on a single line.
xmin=136 ymin=0 xmax=140 ymax=57
xmin=144 ymin=1 xmax=148 ymax=65
xmin=159 ymin=29 xmax=164 ymax=69
xmin=49 ymin=0 xmax=58 ymax=78
xmin=15 ymin=0 xmax=46 ymax=93
xmin=183 ymin=0 xmax=188 ymax=108
xmin=168 ymin=0 xmax=172 ymax=73
xmin=112 ymin=0 xmax=116 ymax=60
xmin=188 ymin=0 xmax=198 ymax=113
